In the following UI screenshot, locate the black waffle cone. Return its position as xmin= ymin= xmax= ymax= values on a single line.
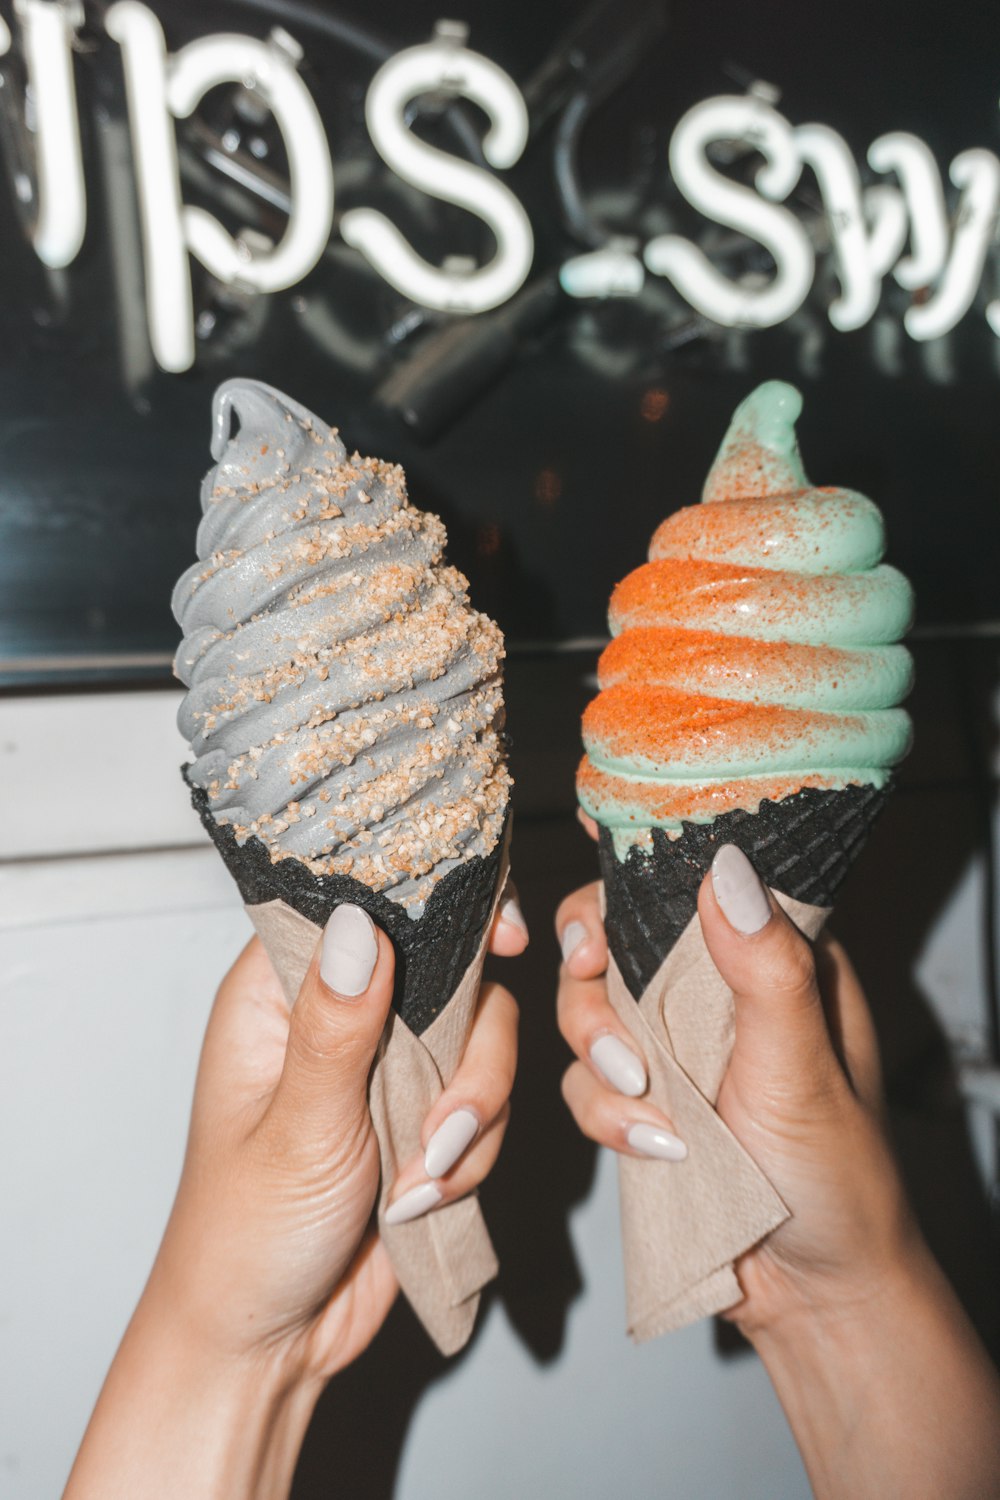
xmin=185 ymin=769 xmax=507 ymax=1035
xmin=599 ymin=782 xmax=892 ymax=1000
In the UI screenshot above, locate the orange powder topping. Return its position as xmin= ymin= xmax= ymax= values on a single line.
xmin=583 ymin=684 xmax=855 ymax=764
xmin=650 ymin=497 xmax=802 ymax=560
xmin=577 ymin=757 xmax=850 ymax=825
xmin=611 ymin=558 xmax=768 ymax=625
xmin=609 ymin=557 xmax=853 ymax=635
xmin=598 ymin=627 xmax=849 ymax=695
xmin=578 ymin=383 xmax=911 ymax=834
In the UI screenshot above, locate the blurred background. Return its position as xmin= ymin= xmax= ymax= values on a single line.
xmin=1 ymin=0 xmax=998 ymax=1495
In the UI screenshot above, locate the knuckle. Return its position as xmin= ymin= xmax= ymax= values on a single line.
xmin=556 ymin=1000 xmax=575 ymax=1044
xmin=555 ymin=988 xmax=582 ymax=1043
xmin=560 ymin=1062 xmax=581 ymax=1108
xmin=475 ymin=1058 xmax=514 ymax=1108
xmin=566 ymin=984 xmax=606 ymax=1041
xmin=290 ymin=1006 xmax=363 ymax=1073
xmin=765 ymin=926 xmax=818 ymax=999
xmin=554 ymin=893 xmax=578 ymax=935
xmin=560 ymin=1060 xmax=596 ymax=1126
xmin=289 ymin=1009 xmax=333 ymax=1065
xmin=488 ymin=983 xmax=520 ymax=1031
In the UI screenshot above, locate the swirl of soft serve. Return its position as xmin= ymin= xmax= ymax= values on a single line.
xmin=578 ymin=380 xmax=914 ymax=850
xmin=173 ymin=380 xmax=510 ymax=915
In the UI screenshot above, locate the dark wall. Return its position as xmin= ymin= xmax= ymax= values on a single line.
xmin=1 ymin=0 xmax=999 ymax=683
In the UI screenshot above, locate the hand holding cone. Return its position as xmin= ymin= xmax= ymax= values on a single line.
xmin=576 ymin=381 xmax=914 ymax=1337
xmin=172 ymin=380 xmax=517 ymax=1354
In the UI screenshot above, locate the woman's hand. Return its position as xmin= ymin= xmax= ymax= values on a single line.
xmin=557 ymin=845 xmax=1000 ymax=1499
xmin=155 ymin=887 xmax=524 ymax=1378
xmin=557 ymin=849 xmax=913 ymax=1334
xmin=65 ymin=887 xmax=526 ymax=1500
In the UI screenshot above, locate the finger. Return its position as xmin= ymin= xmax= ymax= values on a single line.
xmin=383 ymin=1104 xmax=512 ymax=1225
xmin=699 ymin=845 xmax=843 ymax=1090
xmin=555 ymin=885 xmax=646 ymax=1097
xmin=269 ymin=904 xmax=394 ymax=1140
xmin=421 ymin=981 xmax=519 ymax=1177
xmin=576 ymin=807 xmax=600 ymax=842
xmin=555 ymin=881 xmax=608 ymax=979
xmin=815 ymin=935 xmax=885 ymax=1109
xmin=557 ymin=962 xmax=647 ymax=1097
xmin=488 ymin=878 xmax=530 ymax=957
xmin=561 ymin=1062 xmax=687 ymax=1161
xmin=382 ymin=981 xmax=518 ymax=1221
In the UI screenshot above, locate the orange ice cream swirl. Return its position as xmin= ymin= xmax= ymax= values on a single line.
xmin=577 ymin=382 xmax=914 ymax=845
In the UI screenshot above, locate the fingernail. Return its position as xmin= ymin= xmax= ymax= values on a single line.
xmin=627 ymin=1123 xmax=688 ymax=1162
xmin=320 ymin=904 xmax=378 ymax=996
xmin=424 ymin=1109 xmax=479 ymax=1178
xmin=711 ymin=845 xmax=772 ymax=936
xmin=499 ymin=894 xmax=529 ymax=937
xmin=590 ymin=1034 xmax=647 ymax=1097
xmin=384 ymin=1181 xmax=443 ymax=1226
xmin=560 ymin=920 xmax=588 ymax=963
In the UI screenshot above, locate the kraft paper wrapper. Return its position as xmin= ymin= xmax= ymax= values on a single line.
xmin=604 ymin=888 xmax=829 ymax=1341
xmin=247 ymin=836 xmax=510 ymax=1357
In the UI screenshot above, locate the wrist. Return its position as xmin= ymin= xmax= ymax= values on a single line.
xmin=138 ymin=1281 xmax=324 ymax=1472
xmin=743 ymin=1215 xmax=931 ymax=1359
xmin=744 ymin=1245 xmax=929 ymax=1500
xmin=745 ymin=1236 xmax=1000 ymax=1500
xmin=66 ymin=1286 xmax=325 ymax=1500
xmin=749 ymin=1233 xmax=926 ymax=1363
xmin=732 ymin=1146 xmax=928 ymax=1345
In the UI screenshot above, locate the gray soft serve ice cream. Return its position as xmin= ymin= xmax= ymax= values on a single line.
xmin=172 ymin=379 xmax=510 ymax=916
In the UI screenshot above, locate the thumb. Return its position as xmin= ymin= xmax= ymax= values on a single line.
xmin=698 ymin=845 xmax=839 ymax=1087
xmin=271 ymin=904 xmax=394 ymax=1140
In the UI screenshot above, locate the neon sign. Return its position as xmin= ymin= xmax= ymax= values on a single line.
xmin=340 ymin=22 xmax=532 ymax=315
xmin=3 ymin=1 xmax=1000 ymax=373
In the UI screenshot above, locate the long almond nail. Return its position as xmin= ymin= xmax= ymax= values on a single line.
xmin=560 ymin=920 xmax=588 ymax=963
xmin=590 ymin=1034 xmax=647 ymax=1097
xmin=320 ymin=904 xmax=378 ymax=996
xmin=711 ymin=845 xmax=772 ymax=936
xmin=424 ymin=1109 xmax=479 ymax=1178
xmin=627 ymin=1123 xmax=688 ymax=1161
xmin=384 ymin=1182 xmax=443 ymax=1226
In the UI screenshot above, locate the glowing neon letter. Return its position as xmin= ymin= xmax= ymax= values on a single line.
xmin=106 ymin=0 xmax=333 ymax=372
xmin=341 ymin=28 xmax=533 ymax=314
xmin=10 ymin=0 xmax=86 ymax=268
xmin=644 ymin=95 xmax=813 ymax=328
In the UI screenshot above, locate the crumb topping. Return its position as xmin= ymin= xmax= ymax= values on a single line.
xmin=176 ymin=386 xmax=510 ymax=911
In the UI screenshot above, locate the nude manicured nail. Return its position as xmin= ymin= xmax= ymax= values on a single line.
xmin=384 ymin=1182 xmax=443 ymax=1226
xmin=424 ymin=1109 xmax=479 ymax=1178
xmin=499 ymin=894 xmax=529 ymax=937
xmin=711 ymin=845 xmax=772 ymax=936
xmin=590 ymin=1034 xmax=647 ymax=1097
xmin=627 ymin=1123 xmax=688 ymax=1162
xmin=561 ymin=920 xmax=588 ymax=963
xmin=320 ymin=904 xmax=378 ymax=996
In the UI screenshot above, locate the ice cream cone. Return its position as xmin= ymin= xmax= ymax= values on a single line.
xmin=185 ymin=773 xmax=511 ymax=1358
xmin=599 ymin=781 xmax=891 ymax=1001
xmin=172 ymin=381 xmax=514 ymax=1354
xmin=578 ymin=381 xmax=914 ymax=1339
xmin=187 ymin=772 xmax=507 ymax=1034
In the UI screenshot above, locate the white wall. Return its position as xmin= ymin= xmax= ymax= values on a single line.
xmin=1 ymin=658 xmax=997 ymax=1499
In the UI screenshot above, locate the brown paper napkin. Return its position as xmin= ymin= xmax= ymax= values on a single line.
xmin=247 ymin=841 xmax=509 ymax=1356
xmin=603 ymin=888 xmax=828 ymax=1341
